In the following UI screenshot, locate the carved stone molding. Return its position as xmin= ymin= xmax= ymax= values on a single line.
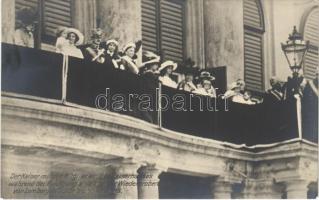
xmin=137 ymin=165 xmax=164 ymax=199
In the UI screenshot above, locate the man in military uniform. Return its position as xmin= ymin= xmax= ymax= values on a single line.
xmin=265 ymin=76 xmax=284 ymax=102
xmin=82 ymin=28 xmax=105 ymax=64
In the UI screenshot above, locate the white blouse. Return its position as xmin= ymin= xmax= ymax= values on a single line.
xmin=159 ymin=76 xmax=178 ymax=88
xmin=61 ymin=44 xmax=84 ymax=59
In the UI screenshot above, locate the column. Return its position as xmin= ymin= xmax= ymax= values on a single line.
xmin=242 ymin=180 xmax=283 ymax=199
xmin=113 ymin=162 xmax=141 ymax=199
xmin=286 ymin=180 xmax=309 ymax=199
xmin=1 ymin=0 xmax=15 ymax=44
xmin=203 ymin=0 xmax=244 ymax=85
xmin=137 ymin=166 xmax=163 ymax=199
xmin=96 ymin=0 xmax=142 ymax=65
xmin=211 ymin=179 xmax=233 ymax=199
xmin=185 ymin=0 xmax=206 ymax=69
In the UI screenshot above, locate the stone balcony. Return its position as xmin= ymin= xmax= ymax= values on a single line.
xmin=1 ymin=95 xmax=317 ymax=199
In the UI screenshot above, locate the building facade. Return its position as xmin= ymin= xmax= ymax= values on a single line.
xmin=2 ymin=0 xmax=318 ymax=89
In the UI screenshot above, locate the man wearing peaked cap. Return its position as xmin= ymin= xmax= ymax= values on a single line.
xmin=83 ymin=28 xmax=106 ymax=63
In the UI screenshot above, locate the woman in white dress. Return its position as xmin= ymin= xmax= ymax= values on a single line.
xmin=61 ymin=28 xmax=84 ymax=59
xmin=158 ymin=60 xmax=178 ymax=88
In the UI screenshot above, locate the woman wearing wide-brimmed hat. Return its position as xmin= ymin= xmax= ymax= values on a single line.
xmin=138 ymin=51 xmax=161 ymax=123
xmin=13 ymin=7 xmax=37 ymax=48
xmin=140 ymin=51 xmax=161 ymax=74
xmin=158 ymin=60 xmax=178 ymax=88
xmin=139 ymin=51 xmax=161 ymax=87
xmin=60 ymin=28 xmax=84 ymax=59
xmin=194 ymin=71 xmax=216 ymax=97
xmin=120 ymin=41 xmax=142 ymax=74
xmin=223 ymin=79 xmax=246 ymax=100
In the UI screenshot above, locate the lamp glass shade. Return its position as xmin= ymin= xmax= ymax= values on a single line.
xmin=281 ymin=26 xmax=309 ymax=75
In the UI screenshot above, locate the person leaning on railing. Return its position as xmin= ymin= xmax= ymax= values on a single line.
xmin=193 ymin=71 xmax=216 ymax=98
xmin=100 ymin=39 xmax=121 ymax=69
xmin=177 ymin=67 xmax=199 ymax=93
xmin=82 ymin=28 xmax=105 ymax=63
xmin=60 ymin=28 xmax=84 ymax=59
xmin=55 ymin=26 xmax=69 ymax=53
xmin=119 ymin=41 xmax=142 ymax=74
xmin=158 ymin=61 xmax=178 ymax=88
xmin=222 ymin=79 xmax=258 ymax=105
xmin=13 ymin=7 xmax=37 ymax=48
xmin=264 ymin=76 xmax=285 ymax=104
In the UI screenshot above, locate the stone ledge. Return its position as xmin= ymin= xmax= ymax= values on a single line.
xmin=2 ymin=95 xmax=318 ymax=165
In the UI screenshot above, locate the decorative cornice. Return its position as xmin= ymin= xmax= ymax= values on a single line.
xmin=2 ymin=95 xmax=318 ymax=165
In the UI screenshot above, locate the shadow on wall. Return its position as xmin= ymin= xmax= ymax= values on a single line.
xmin=159 ymin=172 xmax=212 ymax=199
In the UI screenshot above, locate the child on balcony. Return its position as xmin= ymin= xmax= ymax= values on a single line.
xmin=194 ymin=71 xmax=216 ymax=98
xmin=55 ymin=26 xmax=69 ymax=54
xmin=101 ymin=39 xmax=121 ymax=69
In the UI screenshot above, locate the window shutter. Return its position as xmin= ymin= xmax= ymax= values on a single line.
xmin=243 ymin=0 xmax=263 ymax=30
xmin=243 ymin=0 xmax=264 ymax=92
xmin=141 ymin=0 xmax=185 ymax=63
xmin=15 ymin=0 xmax=38 ymax=10
xmin=42 ymin=0 xmax=73 ymax=43
xmin=141 ymin=0 xmax=159 ymax=53
xmin=244 ymin=31 xmax=263 ymax=91
xmin=303 ymin=8 xmax=319 ymax=80
xmin=160 ymin=0 xmax=184 ymax=63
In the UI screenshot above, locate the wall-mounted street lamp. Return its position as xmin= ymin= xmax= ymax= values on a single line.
xmin=281 ymin=26 xmax=309 ymax=77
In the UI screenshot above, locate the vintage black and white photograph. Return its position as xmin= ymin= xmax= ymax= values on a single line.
xmin=1 ymin=0 xmax=318 ymax=199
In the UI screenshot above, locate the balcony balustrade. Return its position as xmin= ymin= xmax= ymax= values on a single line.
xmin=1 ymin=43 xmax=317 ymax=146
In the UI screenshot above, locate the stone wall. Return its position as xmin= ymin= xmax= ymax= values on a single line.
xmin=96 ymin=0 xmax=142 ymax=65
xmin=1 ymin=0 xmax=15 ymax=44
xmin=1 ymin=96 xmax=318 ymax=199
xmin=203 ymin=0 xmax=244 ymax=87
xmin=262 ymin=0 xmax=318 ymax=83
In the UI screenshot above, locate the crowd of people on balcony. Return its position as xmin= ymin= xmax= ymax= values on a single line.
xmin=12 ymin=7 xmax=318 ymax=106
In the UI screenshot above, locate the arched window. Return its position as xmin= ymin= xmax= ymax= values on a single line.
xmin=243 ymin=0 xmax=265 ymax=92
xmin=302 ymin=7 xmax=319 ymax=80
